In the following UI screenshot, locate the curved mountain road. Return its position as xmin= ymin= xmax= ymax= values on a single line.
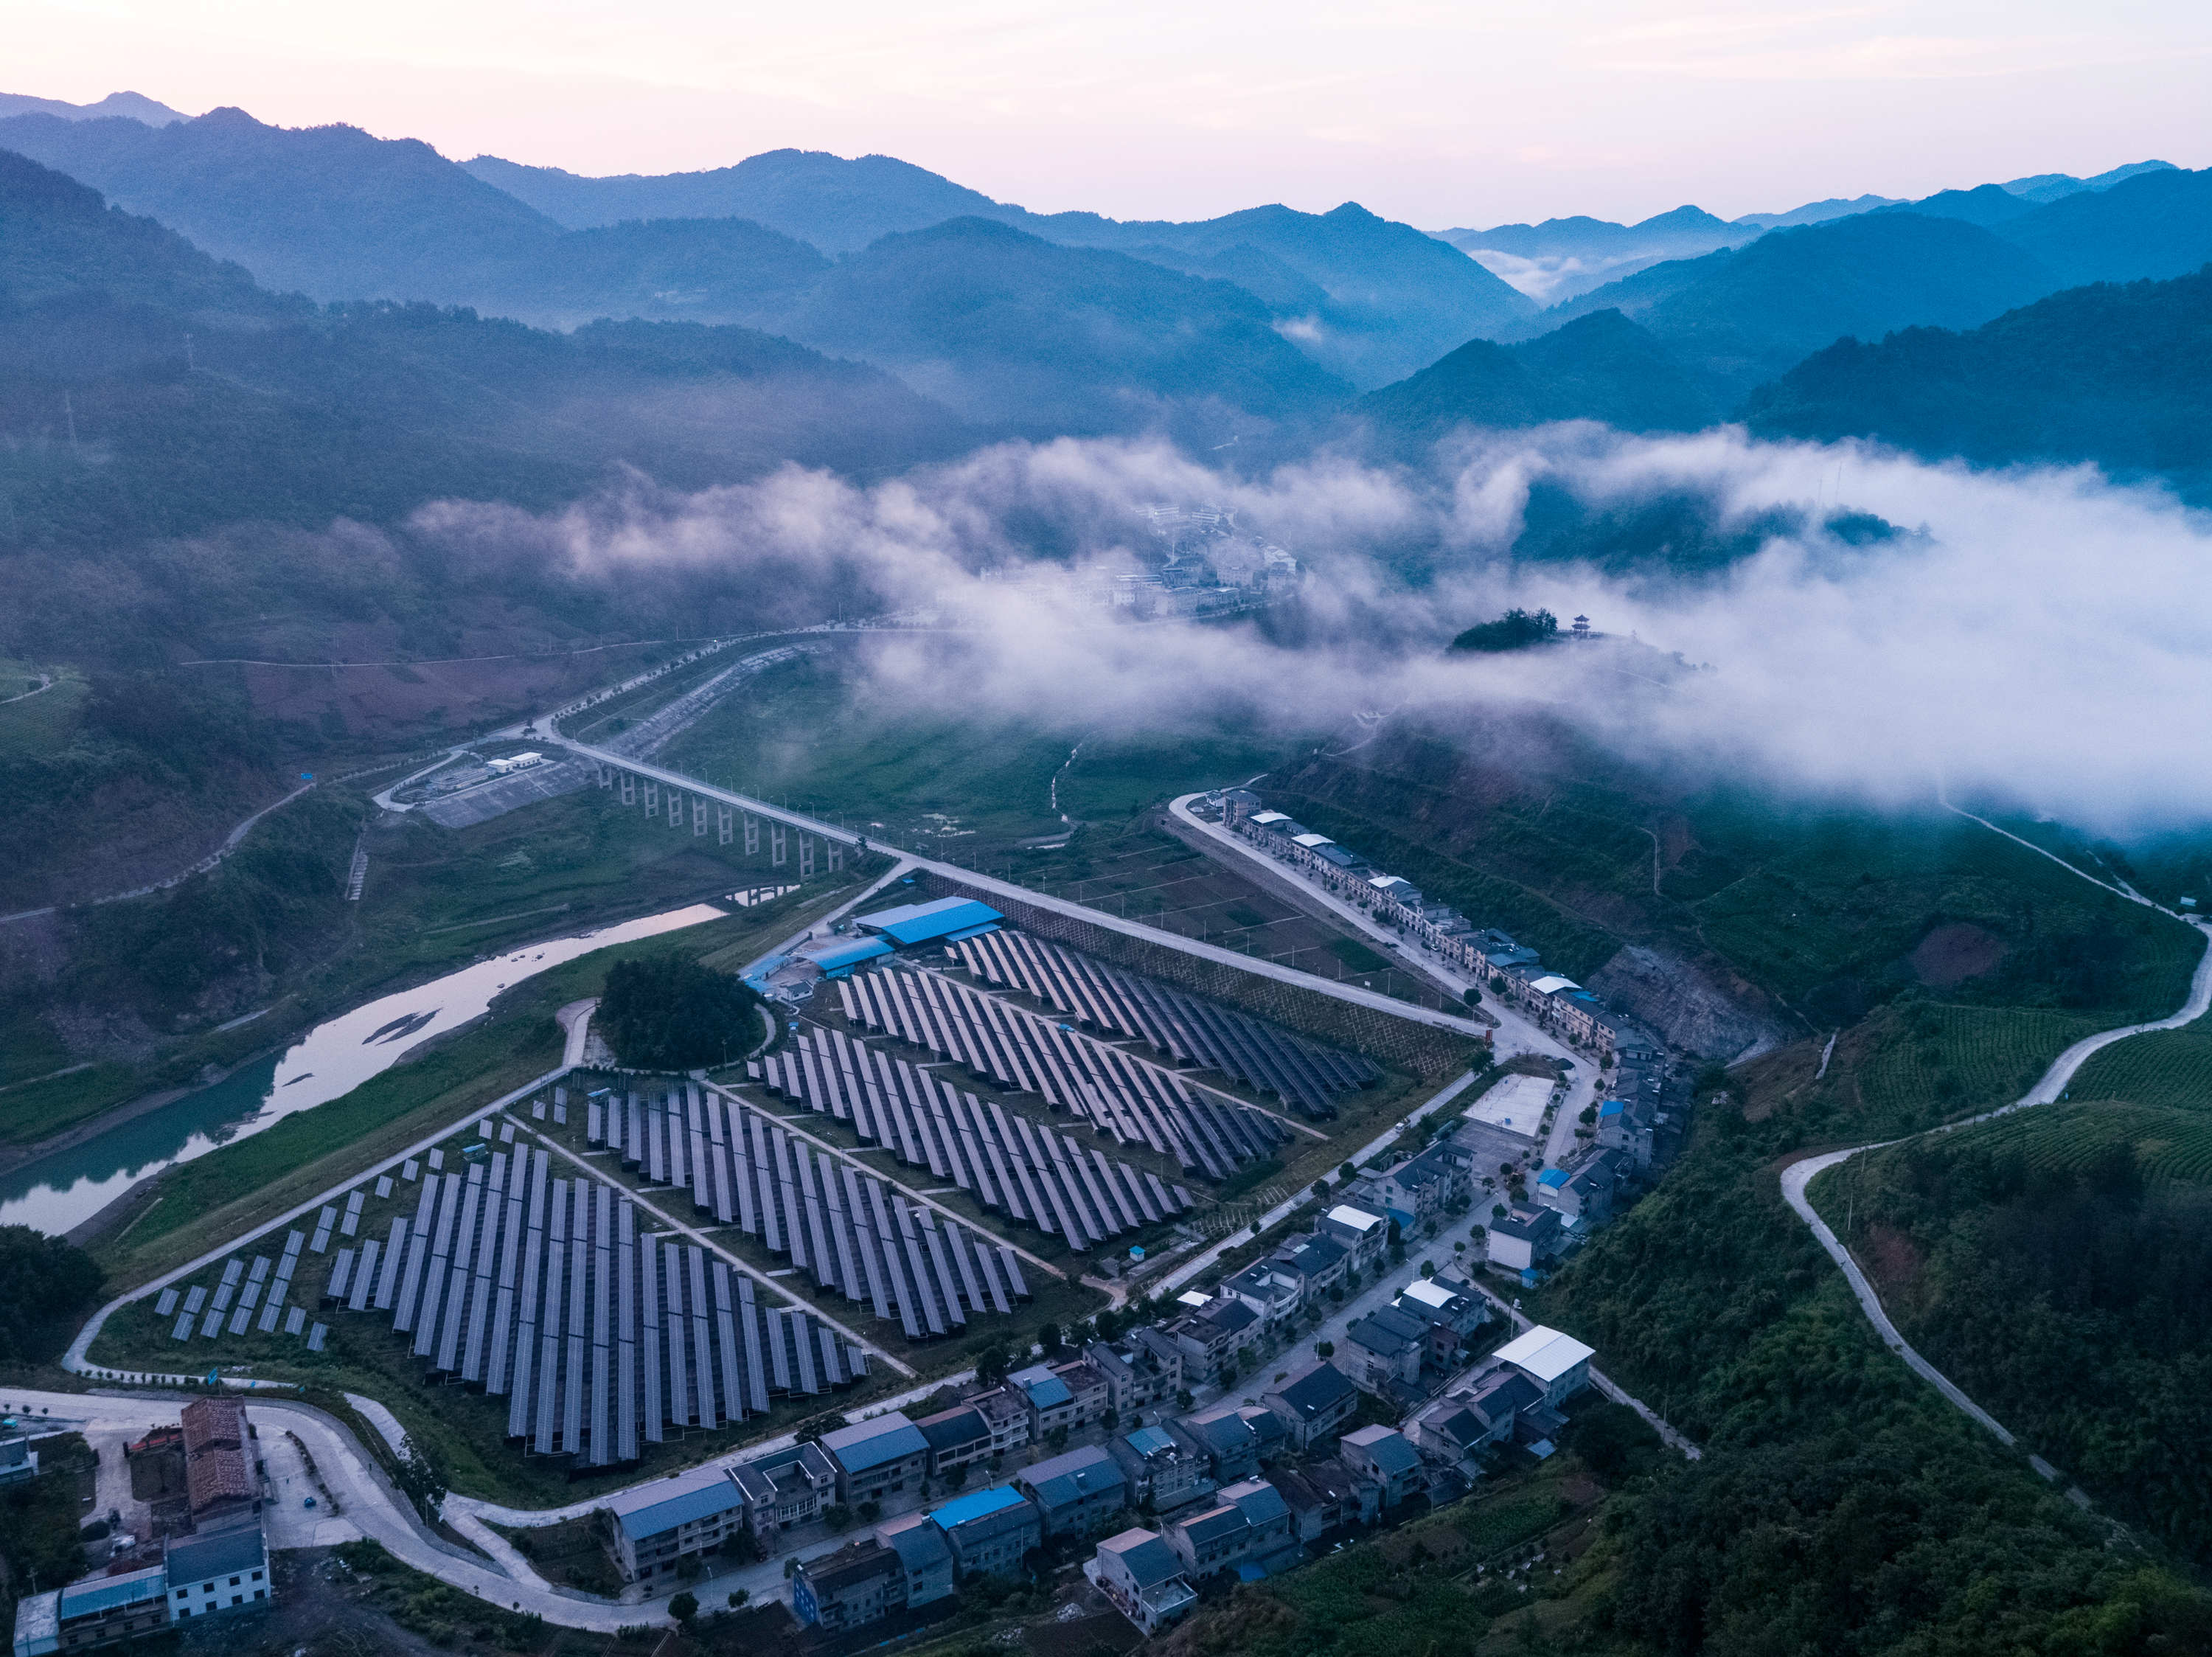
xmin=1782 ymin=847 xmax=2212 ymax=1487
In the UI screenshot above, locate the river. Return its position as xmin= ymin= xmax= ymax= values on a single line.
xmin=0 ymin=903 xmax=724 ymax=1235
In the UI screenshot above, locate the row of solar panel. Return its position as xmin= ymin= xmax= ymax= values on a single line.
xmin=838 ymin=966 xmax=1286 ymax=1179
xmin=588 ymin=1084 xmax=1032 ymax=1340
xmin=161 ymin=1226 xmax=312 ymax=1342
xmin=751 ymin=1024 xmax=1192 ymax=1253
xmin=325 ymin=1147 xmax=867 ymax=1465
xmin=956 ymin=928 xmax=1378 ymax=1117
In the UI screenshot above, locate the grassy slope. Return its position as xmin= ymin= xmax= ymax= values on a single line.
xmin=655 ymin=649 xmax=1299 ymax=858
xmin=1273 ymin=730 xmax=2202 ymax=1029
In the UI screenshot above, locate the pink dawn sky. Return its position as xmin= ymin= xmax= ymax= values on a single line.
xmin=10 ymin=0 xmax=2209 ymax=226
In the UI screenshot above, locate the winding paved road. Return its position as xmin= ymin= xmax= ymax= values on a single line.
xmin=1781 ymin=841 xmax=2212 ymax=1487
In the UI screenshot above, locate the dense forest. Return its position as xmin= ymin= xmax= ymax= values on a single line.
xmin=1818 ymin=1123 xmax=2212 ymax=1571
xmin=1746 ymin=266 xmax=2212 ymax=504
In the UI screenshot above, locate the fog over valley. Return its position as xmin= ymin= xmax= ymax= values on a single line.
xmin=4 ymin=40 xmax=2212 ymax=1657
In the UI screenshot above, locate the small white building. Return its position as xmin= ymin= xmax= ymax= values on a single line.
xmin=1319 ymin=1203 xmax=1388 ymax=1267
xmin=1491 ymin=1325 xmax=1596 ymax=1407
xmin=484 ymin=751 xmax=545 ymax=775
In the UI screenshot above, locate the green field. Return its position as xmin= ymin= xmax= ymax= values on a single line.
xmin=1843 ymin=1002 xmax=2110 ymax=1133
xmin=1266 ymin=728 xmax=2206 ymax=1030
xmin=0 ymin=769 xmax=884 ymax=1152
xmin=1804 ymin=1073 xmax=2212 ymax=1572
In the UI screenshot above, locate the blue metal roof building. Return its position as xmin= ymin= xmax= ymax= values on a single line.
xmin=852 ymin=897 xmax=1004 ymax=948
xmin=931 ymin=1484 xmax=1031 ymax=1530
xmin=796 ymin=937 xmax=895 ymax=977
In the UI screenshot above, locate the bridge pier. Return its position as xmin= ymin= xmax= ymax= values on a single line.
xmin=717 ymin=805 xmax=734 ymax=845
xmin=693 ymin=798 xmax=708 ymax=836
xmin=771 ymin=824 xmax=786 ymax=866
xmin=828 ymin=841 xmax=843 ymax=872
xmin=619 ymin=774 xmax=635 ymax=806
xmin=643 ymin=781 xmax=658 ymax=817
xmin=669 ymin=791 xmax=686 ymax=833
xmin=745 ymin=814 xmax=759 ymax=855
xmin=799 ymin=837 xmax=815 ymax=878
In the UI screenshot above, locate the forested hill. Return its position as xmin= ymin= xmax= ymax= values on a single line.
xmin=0 ymin=147 xmax=974 ymax=661
xmin=1355 ymin=309 xmax=1721 ymax=449
xmin=1745 ymin=266 xmax=2212 ymax=504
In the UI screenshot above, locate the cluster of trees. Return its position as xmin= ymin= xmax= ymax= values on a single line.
xmin=597 ymin=956 xmax=763 ymax=1070
xmin=1449 ymin=608 xmax=1559 ymax=653
xmin=0 ymin=1224 xmax=103 ymax=1363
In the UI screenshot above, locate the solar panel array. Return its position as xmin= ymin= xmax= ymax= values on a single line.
xmin=751 ymin=1027 xmax=1192 ymax=1252
xmin=592 ymin=1083 xmax=1031 ymax=1339
xmin=954 ymin=930 xmax=1380 ymax=1118
xmin=165 ymin=1229 xmax=307 ymax=1344
xmin=837 ymin=968 xmax=1286 ymax=1179
xmin=340 ymin=1146 xmax=869 ymax=1465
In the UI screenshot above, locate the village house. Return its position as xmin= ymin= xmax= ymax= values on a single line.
xmin=1485 ymin=1206 xmax=1565 ymax=1276
xmin=603 ymin=1463 xmax=745 ymax=1583
xmin=1269 ymin=1458 xmax=1377 ymax=1540
xmin=1340 ymin=1426 xmax=1426 ymax=1509
xmin=915 ymin=1405 xmax=995 ymax=1478
xmin=1262 ymin=1361 xmax=1360 ymax=1450
xmin=1172 ymin=1406 xmax=1263 ymax=1484
xmin=1017 ymin=1445 xmax=1129 ymax=1538
xmin=1084 ymin=1331 xmax=1183 ymax=1414
xmin=1085 ymin=1528 xmax=1199 ymax=1635
xmin=731 ymin=1442 xmax=838 ymax=1545
xmin=928 ymin=1485 xmax=1040 ymax=1577
xmin=821 ymin=1413 xmax=932 ymax=1506
xmin=1110 ymin=1424 xmax=1217 ymax=1512
xmin=1163 ymin=1477 xmax=1295 ymax=1580
xmin=1341 ymin=1305 xmax=1429 ymax=1395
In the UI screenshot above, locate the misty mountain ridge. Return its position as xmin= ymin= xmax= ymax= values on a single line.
xmin=473 ymin=147 xmax=1536 ymax=386
xmin=0 ymin=105 xmax=1525 ymax=392
xmin=0 ymin=89 xmax=189 ymax=126
xmin=0 ymin=147 xmax=967 ymax=576
xmin=1443 ymin=161 xmax=2177 ymax=304
xmin=1507 ymin=212 xmax=2057 ymax=398
xmin=1746 ymin=264 xmax=2212 ymax=505
xmin=1356 ymin=309 xmax=1720 ymax=454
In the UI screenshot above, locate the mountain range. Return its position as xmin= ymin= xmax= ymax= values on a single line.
xmin=0 ymin=109 xmax=1530 ymax=393
xmin=0 ymin=147 xmax=966 ymax=574
xmin=0 ymin=88 xmax=188 ymax=125
xmin=2 ymin=91 xmax=2209 ymax=542
xmin=1442 ymin=160 xmax=2177 ymax=304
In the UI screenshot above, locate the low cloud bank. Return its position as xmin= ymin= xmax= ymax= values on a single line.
xmin=414 ymin=428 xmax=2212 ymax=834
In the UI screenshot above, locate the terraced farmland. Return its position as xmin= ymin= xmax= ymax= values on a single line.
xmin=2067 ymin=1023 xmax=2212 ymax=1115
xmin=1847 ymin=1003 xmax=2108 ymax=1132
xmin=1907 ymin=1102 xmax=2212 ymax=1187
